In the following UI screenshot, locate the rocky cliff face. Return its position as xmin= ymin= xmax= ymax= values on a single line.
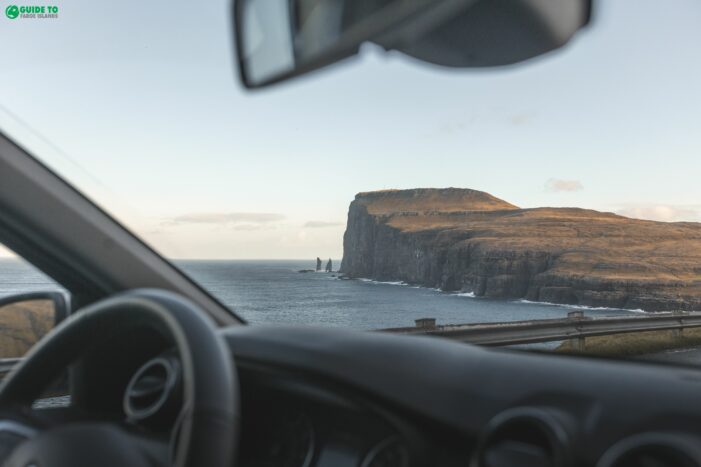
xmin=340 ymin=188 xmax=701 ymax=311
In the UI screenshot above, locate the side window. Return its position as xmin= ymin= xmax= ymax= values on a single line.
xmin=0 ymin=246 xmax=67 ymax=360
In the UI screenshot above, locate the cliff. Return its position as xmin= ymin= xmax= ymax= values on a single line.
xmin=0 ymin=299 xmax=54 ymax=357
xmin=339 ymin=188 xmax=701 ymax=311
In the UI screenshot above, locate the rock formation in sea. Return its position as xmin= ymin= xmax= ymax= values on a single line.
xmin=316 ymin=257 xmax=322 ymax=271
xmin=339 ymin=188 xmax=701 ymax=312
xmin=326 ymin=258 xmax=333 ymax=272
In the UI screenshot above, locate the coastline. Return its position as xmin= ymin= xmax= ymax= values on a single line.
xmin=345 ymin=276 xmax=654 ymax=314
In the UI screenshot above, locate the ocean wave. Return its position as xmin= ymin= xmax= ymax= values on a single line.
xmin=453 ymin=292 xmax=476 ymax=298
xmin=515 ymin=299 xmax=647 ymax=313
xmin=352 ymin=280 xmax=652 ymax=312
xmin=357 ymin=278 xmax=409 ymax=286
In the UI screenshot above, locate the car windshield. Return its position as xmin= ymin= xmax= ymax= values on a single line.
xmin=1 ymin=0 xmax=700 ymax=361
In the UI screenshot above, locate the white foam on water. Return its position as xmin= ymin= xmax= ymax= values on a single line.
xmin=357 ymin=278 xmax=408 ymax=286
xmin=516 ymin=299 xmax=646 ymax=313
xmin=347 ymin=277 xmax=673 ymax=314
xmin=453 ymin=291 xmax=476 ymax=298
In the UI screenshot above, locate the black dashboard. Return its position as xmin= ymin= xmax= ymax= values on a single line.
xmin=119 ymin=351 xmax=441 ymax=467
xmin=43 ymin=324 xmax=701 ymax=467
xmin=236 ymin=365 xmax=424 ymax=467
xmin=222 ymin=326 xmax=701 ymax=467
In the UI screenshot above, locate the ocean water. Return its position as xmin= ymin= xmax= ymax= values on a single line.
xmin=0 ymin=258 xmax=642 ymax=330
xmin=0 ymin=258 xmax=64 ymax=297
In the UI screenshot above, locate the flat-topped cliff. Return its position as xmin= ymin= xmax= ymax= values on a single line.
xmin=339 ymin=188 xmax=701 ymax=311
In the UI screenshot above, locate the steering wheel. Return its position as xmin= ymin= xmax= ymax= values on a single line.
xmin=0 ymin=289 xmax=239 ymax=467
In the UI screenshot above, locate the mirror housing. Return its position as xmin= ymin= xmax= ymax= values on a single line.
xmin=0 ymin=292 xmax=68 ymax=359
xmin=234 ymin=0 xmax=591 ymax=88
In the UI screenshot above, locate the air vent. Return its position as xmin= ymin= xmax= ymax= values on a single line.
xmin=361 ymin=436 xmax=409 ymax=467
xmin=597 ymin=433 xmax=701 ymax=467
xmin=471 ymin=407 xmax=571 ymax=467
xmin=124 ymin=356 xmax=181 ymax=424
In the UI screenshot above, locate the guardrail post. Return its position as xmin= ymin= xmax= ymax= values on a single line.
xmin=672 ymin=311 xmax=685 ymax=339
xmin=572 ymin=336 xmax=586 ymax=351
xmin=568 ymin=311 xmax=586 ymax=351
xmin=415 ymin=318 xmax=436 ymax=329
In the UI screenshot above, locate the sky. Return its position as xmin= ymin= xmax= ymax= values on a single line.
xmin=0 ymin=0 xmax=700 ymax=259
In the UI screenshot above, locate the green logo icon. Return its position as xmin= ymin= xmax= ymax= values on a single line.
xmin=5 ymin=5 xmax=19 ymax=19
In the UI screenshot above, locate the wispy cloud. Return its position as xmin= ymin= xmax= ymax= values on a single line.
xmin=232 ymin=223 xmax=278 ymax=231
xmin=304 ymin=221 xmax=343 ymax=228
xmin=438 ymin=122 xmax=467 ymax=134
xmin=165 ymin=212 xmax=285 ymax=226
xmin=510 ymin=113 xmax=535 ymax=126
xmin=615 ymin=205 xmax=701 ymax=222
xmin=545 ymin=178 xmax=584 ymax=193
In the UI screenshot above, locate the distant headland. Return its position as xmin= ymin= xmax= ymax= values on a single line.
xmin=339 ymin=188 xmax=701 ymax=312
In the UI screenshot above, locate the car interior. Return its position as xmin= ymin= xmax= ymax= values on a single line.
xmin=0 ymin=0 xmax=700 ymax=466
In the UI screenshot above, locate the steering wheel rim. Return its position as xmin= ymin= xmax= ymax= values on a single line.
xmin=0 ymin=289 xmax=239 ymax=467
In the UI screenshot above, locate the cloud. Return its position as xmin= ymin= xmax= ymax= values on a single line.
xmin=510 ymin=113 xmax=535 ymax=126
xmin=545 ymin=178 xmax=584 ymax=193
xmin=304 ymin=221 xmax=344 ymax=228
xmin=438 ymin=122 xmax=467 ymax=134
xmin=231 ymin=223 xmax=278 ymax=231
xmin=166 ymin=212 xmax=285 ymax=226
xmin=615 ymin=205 xmax=701 ymax=222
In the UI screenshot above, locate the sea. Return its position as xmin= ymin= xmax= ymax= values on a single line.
xmin=0 ymin=258 xmax=643 ymax=330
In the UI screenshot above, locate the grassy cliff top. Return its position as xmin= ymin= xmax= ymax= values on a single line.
xmin=354 ymin=188 xmax=518 ymax=215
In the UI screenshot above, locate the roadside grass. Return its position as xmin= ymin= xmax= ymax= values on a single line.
xmin=556 ymin=328 xmax=701 ymax=357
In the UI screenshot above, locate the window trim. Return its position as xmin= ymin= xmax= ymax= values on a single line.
xmin=0 ymin=131 xmax=242 ymax=326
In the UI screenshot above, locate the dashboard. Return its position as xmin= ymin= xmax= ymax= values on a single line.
xmin=237 ymin=365 xmax=420 ymax=467
xmin=42 ymin=324 xmax=701 ymax=467
xmin=223 ymin=326 xmax=701 ymax=467
xmin=118 ymin=351 xmax=439 ymax=467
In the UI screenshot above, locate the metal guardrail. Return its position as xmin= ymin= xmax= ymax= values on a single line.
xmin=381 ymin=311 xmax=701 ymax=347
xmin=0 ymin=312 xmax=696 ymax=375
xmin=0 ymin=358 xmax=21 ymax=374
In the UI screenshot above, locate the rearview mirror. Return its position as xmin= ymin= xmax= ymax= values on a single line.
xmin=234 ymin=0 xmax=591 ymax=88
xmin=0 ymin=292 xmax=68 ymax=360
